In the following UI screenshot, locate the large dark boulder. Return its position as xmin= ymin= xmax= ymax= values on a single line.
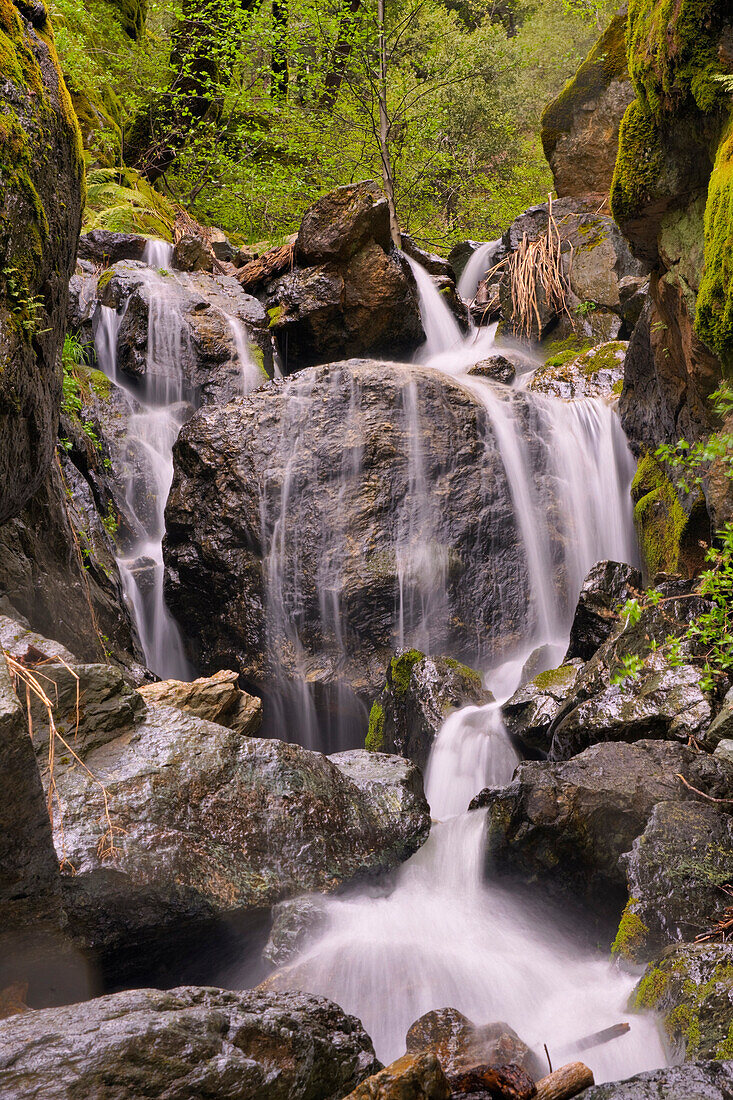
xmin=566 ymin=560 xmax=642 ymax=662
xmin=631 ymin=943 xmax=733 ymax=1061
xmin=616 ymin=801 xmax=733 ymax=962
xmin=164 ymin=360 xmax=573 ymax=713
xmin=541 ymin=9 xmax=633 ymax=200
xmin=476 ymin=739 xmax=733 ymax=923
xmin=296 ymin=181 xmax=391 ymax=265
xmin=0 ymin=986 xmax=381 ymax=1099
xmin=0 ymin=0 xmax=84 ymax=524
xmin=502 ymin=660 xmax=584 ymax=755
xmin=404 ymin=1008 xmax=543 ymax=1079
xmin=580 ymin=1061 xmax=733 ymax=1100
xmin=77 ymin=229 xmax=148 ymax=266
xmin=366 ymin=649 xmax=491 ymax=771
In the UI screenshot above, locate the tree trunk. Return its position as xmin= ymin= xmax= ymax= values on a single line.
xmin=271 ymin=0 xmax=288 ymax=101
xmin=535 ymin=1062 xmax=594 ymax=1100
xmin=319 ymin=0 xmax=362 ymax=110
xmin=376 ymin=0 xmax=400 ymax=248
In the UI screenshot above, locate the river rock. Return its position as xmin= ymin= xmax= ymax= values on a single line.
xmin=264 ymin=895 xmax=329 ymax=967
xmin=164 ymin=360 xmax=567 ymax=713
xmin=0 ymin=613 xmax=76 ymax=665
xmin=172 ymin=232 xmax=214 ymax=273
xmin=529 ymin=342 xmax=626 ymax=400
xmin=632 ymin=943 xmax=733 ymax=1061
xmin=0 ymin=985 xmax=381 ymax=1100
xmin=296 ymin=181 xmax=391 ymax=265
xmin=343 ymin=1052 xmax=450 ymax=1100
xmin=467 ymin=356 xmax=516 ymax=385
xmin=566 ymin=560 xmax=642 ymax=662
xmin=77 ymin=229 xmax=148 ymax=266
xmin=580 ymin=1061 xmax=733 ymax=1100
xmin=366 ymin=650 xmax=491 ymax=770
xmin=0 ymin=0 xmax=84 ymax=525
xmin=701 ymin=686 xmax=733 ymax=751
xmin=401 ymin=234 xmax=455 ymax=279
xmin=98 ymin=261 xmax=273 ymax=400
xmin=476 ymin=739 xmax=733 ymax=921
xmin=615 ymin=801 xmax=733 ymax=962
xmin=540 ymin=9 xmax=633 ymax=200
xmin=405 ymin=1007 xmax=543 ymax=1079
xmin=48 ymin=708 xmax=430 ymax=967
xmin=502 ymin=660 xmax=584 ymax=755
xmin=137 ymin=669 xmax=262 ymax=736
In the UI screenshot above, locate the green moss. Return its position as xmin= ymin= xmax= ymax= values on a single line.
xmin=267 ymin=305 xmax=284 ymax=327
xmin=612 ymin=379 xmax=623 ymax=395
xmin=541 ymin=9 xmax=628 ymax=162
xmin=634 ymin=964 xmax=669 ymax=1008
xmin=631 ymin=453 xmax=688 ymax=576
xmin=532 ymin=664 xmax=577 ymax=693
xmin=442 ymin=656 xmax=483 ymax=690
xmin=365 ymin=701 xmax=385 ymax=752
xmin=542 ymin=334 xmax=594 ymax=368
xmin=610 ymin=99 xmax=665 ymax=225
xmin=88 ymin=369 xmax=110 ymax=400
xmin=626 ymin=0 xmax=725 ymax=118
xmin=574 ymin=341 xmax=626 ymax=376
xmin=611 ymin=898 xmax=649 ymax=961
xmin=248 ymin=342 xmax=267 ymax=377
xmin=715 ymin=1020 xmax=733 ymax=1059
xmin=695 ymin=119 xmax=733 ymax=375
xmin=388 ymin=649 xmax=424 ymax=696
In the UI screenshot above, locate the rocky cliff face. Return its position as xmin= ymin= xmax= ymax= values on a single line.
xmin=0 ymin=0 xmax=84 ymax=524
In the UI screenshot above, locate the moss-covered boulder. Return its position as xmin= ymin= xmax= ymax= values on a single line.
xmin=67 ymin=77 xmax=122 ymax=168
xmin=0 ymin=0 xmax=84 ymax=524
xmin=632 ymin=943 xmax=733 ymax=1060
xmin=581 ymin=1061 xmax=733 ymax=1099
xmin=366 ymin=649 xmax=491 ymax=771
xmin=541 ymin=8 xmax=634 ymax=199
xmin=529 ymin=341 xmax=627 ymax=400
xmin=631 ymin=452 xmax=710 ymax=578
xmin=608 ymin=0 xmax=733 ymax=449
xmin=83 ymin=167 xmax=176 ymax=239
xmin=502 ymin=660 xmax=584 ymax=755
xmin=614 ymin=801 xmax=733 ymax=963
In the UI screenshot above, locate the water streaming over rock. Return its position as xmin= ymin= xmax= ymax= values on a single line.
xmin=456 ymin=239 xmax=502 ymax=300
xmin=242 ymin=260 xmax=664 ymax=1082
xmin=94 ymin=243 xmax=262 ymax=677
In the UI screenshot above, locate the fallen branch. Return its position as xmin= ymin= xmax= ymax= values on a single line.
xmin=675 ymin=773 xmax=733 ymax=804
xmin=557 ymin=1022 xmax=630 ymax=1056
xmin=237 ymin=241 xmax=295 ymax=292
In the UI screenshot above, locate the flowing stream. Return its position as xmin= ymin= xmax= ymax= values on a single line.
xmin=94 ymin=241 xmax=262 ymax=678
xmin=242 ymin=262 xmax=665 ymax=1083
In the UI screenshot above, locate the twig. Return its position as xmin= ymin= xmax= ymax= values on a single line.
xmin=676 ymin=773 xmax=733 ymax=804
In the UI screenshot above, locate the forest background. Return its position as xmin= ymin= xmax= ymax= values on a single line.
xmin=55 ymin=0 xmax=618 ymax=249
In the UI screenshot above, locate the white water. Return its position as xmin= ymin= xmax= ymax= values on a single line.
xmin=457 ymin=239 xmax=502 ymax=300
xmin=253 ymin=261 xmax=664 ymax=1083
xmin=94 ymin=245 xmax=265 ymax=677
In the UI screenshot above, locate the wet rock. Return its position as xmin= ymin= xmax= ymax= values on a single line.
xmin=48 ymin=713 xmax=430 ymax=962
xmin=566 ymin=560 xmax=642 ymax=662
xmin=343 ymin=1052 xmax=450 ymax=1100
xmin=77 ymin=229 xmax=147 ymax=266
xmin=67 ymin=272 xmax=99 ymax=349
xmin=99 ymin=261 xmax=273 ymax=401
xmin=405 ymin=1007 xmax=544 ymax=1079
xmin=172 ymin=232 xmax=214 ymax=272
xmin=580 ymin=1060 xmax=733 ymax=1100
xmin=632 ymin=943 xmax=733 ymax=1061
xmin=502 ymin=660 xmax=584 ymax=755
xmin=477 ymin=739 xmax=733 ymax=921
xmin=468 ymin=356 xmax=516 ymax=385
xmin=137 ymin=669 xmax=262 ymax=736
xmin=618 ymin=274 xmax=649 ymax=332
xmin=529 ymin=342 xmax=626 ymax=401
xmin=366 ymin=650 xmax=491 ymax=770
xmin=0 ymin=613 xmax=76 ymax=665
xmin=701 ymin=686 xmax=733 ymax=751
xmin=447 ymin=240 xmax=485 ymax=281
xmin=0 ymin=985 xmax=381 ymax=1100
xmin=448 ymin=1064 xmax=537 ymax=1100
xmin=264 ymin=895 xmax=329 ymax=967
xmin=0 ymin=0 xmax=84 ymax=524
xmin=297 ymin=181 xmax=391 ymax=265
xmin=548 ymin=655 xmax=711 ymax=761
xmin=615 ymin=802 xmax=733 ymax=962
xmin=715 ymin=739 xmax=733 ymax=767
xmin=540 ymin=9 xmax=633 ymax=200
xmin=262 ymin=246 xmax=424 ymax=373
xmin=401 ymin=234 xmax=455 ymax=279
xmin=0 ymin=451 xmax=143 ymax=677
xmin=164 ymin=360 xmax=558 ymax=708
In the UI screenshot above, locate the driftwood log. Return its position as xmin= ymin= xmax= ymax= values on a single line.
xmin=534 ymin=1062 xmax=594 ymax=1100
xmin=237 ymin=241 xmax=295 ymax=291
xmin=448 ymin=1062 xmax=536 ymax=1099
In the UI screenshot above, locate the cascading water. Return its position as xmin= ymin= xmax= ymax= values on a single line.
xmin=246 ymin=261 xmax=665 ymax=1083
xmin=94 ymin=242 xmax=263 ymax=678
xmin=456 ymin=238 xmax=502 ymax=300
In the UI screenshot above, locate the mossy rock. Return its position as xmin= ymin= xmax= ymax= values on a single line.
xmin=631 ymin=453 xmax=708 ymax=578
xmin=67 ymin=76 xmax=122 ymax=168
xmin=696 ymin=118 xmax=733 ymax=375
xmin=632 ymin=942 xmax=733 ymax=1060
xmin=102 ymin=0 xmax=146 ymax=40
xmin=610 ymin=99 xmax=666 ymax=227
xmin=83 ymin=166 xmax=175 ymax=240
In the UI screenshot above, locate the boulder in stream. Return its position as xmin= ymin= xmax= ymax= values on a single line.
xmin=529 ymin=341 xmax=627 ymax=400
xmin=343 ymin=1052 xmax=450 ymax=1100
xmin=0 ymin=986 xmax=381 ymax=1099
xmin=565 ymin=560 xmax=642 ymax=662
xmin=137 ymin=669 xmax=262 ymax=736
xmin=580 ymin=1061 xmax=733 ymax=1100
xmin=405 ymin=1007 xmax=544 ymax=1079
xmin=366 ymin=650 xmax=491 ymax=771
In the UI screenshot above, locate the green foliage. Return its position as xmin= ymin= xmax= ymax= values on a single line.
xmin=365 ymin=700 xmax=386 ymax=752
xmin=1 ymin=266 xmax=45 ymax=338
xmin=696 ymin=120 xmax=733 ymax=373
xmin=61 ymin=333 xmax=103 ymax=452
xmin=84 ymin=166 xmax=176 ymax=237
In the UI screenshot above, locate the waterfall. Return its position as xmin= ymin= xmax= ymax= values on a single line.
xmin=244 ymin=255 xmax=665 ymax=1085
xmin=456 ymin=239 xmax=502 ymax=300
xmin=94 ymin=245 xmax=263 ymax=678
